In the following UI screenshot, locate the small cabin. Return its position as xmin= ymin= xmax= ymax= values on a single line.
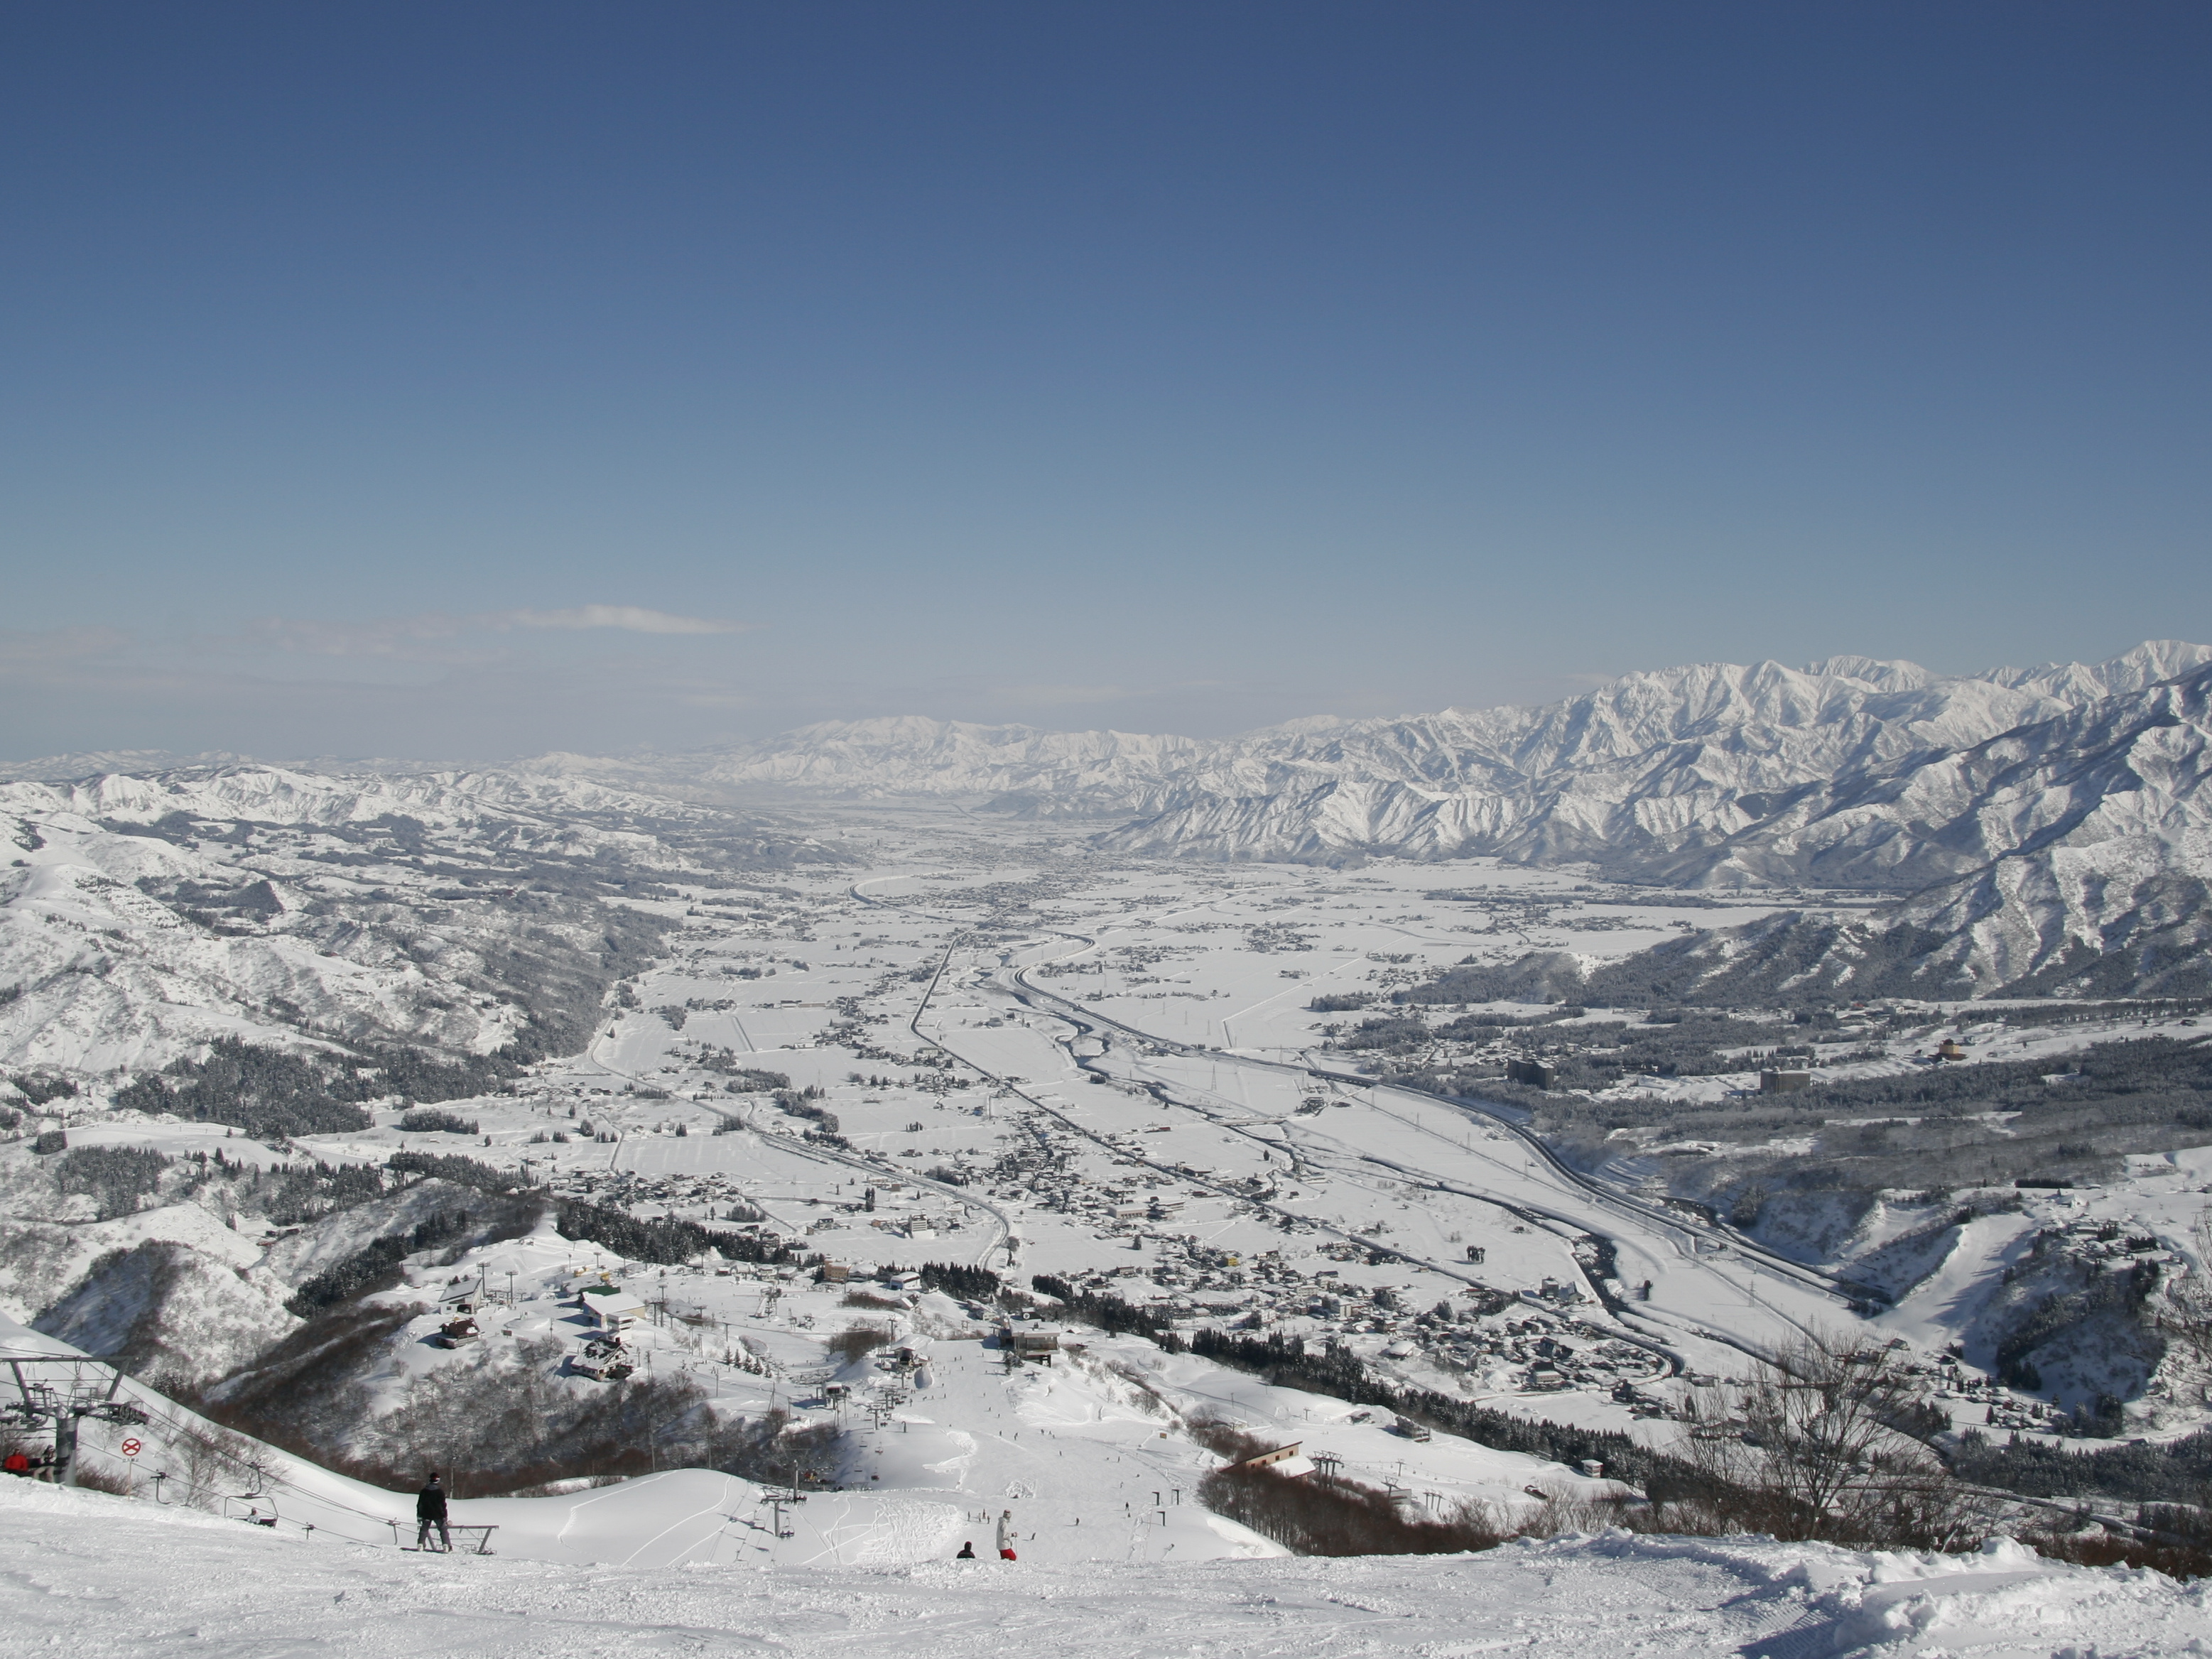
xmin=1226 ymin=1440 xmax=1315 ymax=1477
xmin=1760 ymin=1069 xmax=1812 ymax=1094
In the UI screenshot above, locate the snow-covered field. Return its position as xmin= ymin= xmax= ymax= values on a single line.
xmin=6 ymin=1474 xmax=2206 ymax=1658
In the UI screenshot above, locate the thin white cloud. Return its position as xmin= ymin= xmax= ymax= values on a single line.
xmin=494 ymin=605 xmax=748 ymax=636
xmin=217 ymin=605 xmax=753 ymax=658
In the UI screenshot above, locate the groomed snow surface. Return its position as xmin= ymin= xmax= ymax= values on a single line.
xmin=6 ymin=1478 xmax=2206 ymax=1659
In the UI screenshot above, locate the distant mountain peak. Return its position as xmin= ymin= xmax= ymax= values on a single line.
xmin=1799 ymin=655 xmax=1933 ymax=690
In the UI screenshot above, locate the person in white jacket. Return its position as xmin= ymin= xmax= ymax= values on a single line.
xmin=996 ymin=1508 xmax=1016 ymax=1561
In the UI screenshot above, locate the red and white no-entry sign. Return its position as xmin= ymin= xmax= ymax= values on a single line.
xmin=119 ymin=1438 xmax=142 ymax=1459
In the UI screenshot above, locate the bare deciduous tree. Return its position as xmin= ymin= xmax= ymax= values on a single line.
xmin=827 ymin=1324 xmax=894 ymax=1365
xmin=1671 ymin=1328 xmax=1986 ymax=1549
xmin=172 ymin=1422 xmax=269 ymax=1511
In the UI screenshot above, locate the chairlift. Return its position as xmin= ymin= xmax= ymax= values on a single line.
xmin=223 ymin=1493 xmax=281 ymax=1528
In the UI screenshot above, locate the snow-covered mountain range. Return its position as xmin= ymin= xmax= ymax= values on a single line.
xmin=8 ymin=641 xmax=2209 ymax=1016
xmin=543 ymin=641 xmax=2210 ymax=873
xmin=1517 ymin=666 xmax=2212 ymax=1003
xmin=1107 ymin=642 xmax=2212 ymax=874
xmin=528 ymin=641 xmax=2212 ymax=998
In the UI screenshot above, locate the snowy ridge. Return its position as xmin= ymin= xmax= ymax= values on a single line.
xmin=33 ymin=1236 xmax=300 ymax=1383
xmin=0 ymin=761 xmax=719 ymax=839
xmin=1093 ymin=642 xmax=2212 ymax=867
xmin=0 ymin=749 xmax=256 ymax=783
xmin=0 ymin=842 xmax=517 ymax=1075
xmin=1645 ymin=658 xmax=2212 ymax=891
xmin=0 ymin=761 xmax=833 ymax=1077
xmin=0 ymin=770 xmax=551 ymax=1075
xmin=0 ymin=1195 xmax=262 ymax=1327
xmin=1568 ymin=661 xmax=2212 ymax=996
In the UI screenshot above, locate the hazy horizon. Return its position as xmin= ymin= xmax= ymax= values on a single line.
xmin=5 ymin=4 xmax=2208 ymax=763
xmin=9 ymin=635 xmax=2208 ymax=780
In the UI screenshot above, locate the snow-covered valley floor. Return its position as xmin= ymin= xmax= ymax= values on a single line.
xmin=6 ymin=1476 xmax=2206 ymax=1659
xmin=8 ymin=795 xmax=2212 ymax=1655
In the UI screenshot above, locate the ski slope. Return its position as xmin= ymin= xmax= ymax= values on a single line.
xmin=0 ymin=1293 xmax=1620 ymax=1574
xmin=6 ymin=1474 xmax=2206 ymax=1659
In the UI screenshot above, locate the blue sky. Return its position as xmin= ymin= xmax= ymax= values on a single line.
xmin=3 ymin=2 xmax=2207 ymax=761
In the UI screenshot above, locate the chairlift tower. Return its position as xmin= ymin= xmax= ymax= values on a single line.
xmin=758 ymin=1484 xmax=807 ymax=1538
xmin=4 ymin=1356 xmax=148 ymax=1486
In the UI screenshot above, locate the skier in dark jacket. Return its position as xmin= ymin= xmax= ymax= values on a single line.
xmin=416 ymin=1473 xmax=450 ymax=1551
